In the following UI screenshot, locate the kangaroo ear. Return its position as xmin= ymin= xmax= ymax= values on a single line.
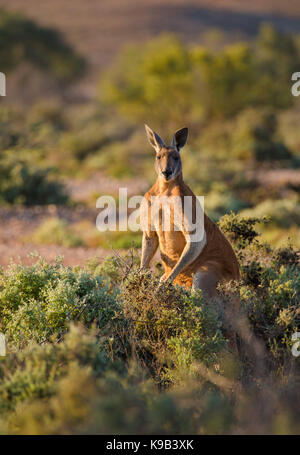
xmin=171 ymin=127 xmax=188 ymax=151
xmin=145 ymin=124 xmax=165 ymax=151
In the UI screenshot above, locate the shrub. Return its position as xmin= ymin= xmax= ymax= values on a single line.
xmin=204 ymin=185 xmax=247 ymax=221
xmin=70 ymin=220 xmax=142 ymax=250
xmin=121 ymin=268 xmax=226 ymax=382
xmin=33 ymin=218 xmax=84 ymax=248
xmin=218 ymin=211 xmax=268 ymax=249
xmin=100 ymin=26 xmax=300 ymax=126
xmin=218 ymin=213 xmax=300 ymax=369
xmin=0 ymin=153 xmax=69 ymax=205
xmin=231 ymin=109 xmax=293 ymax=162
xmin=0 ymin=8 xmax=85 ymax=83
xmin=240 ymin=198 xmax=300 ymax=229
xmin=28 ymin=102 xmax=68 ymax=132
xmin=60 ymin=125 xmax=109 ymax=161
xmin=0 ymin=257 xmax=118 ymax=348
xmin=0 ymin=214 xmax=299 ymax=435
xmin=0 ymin=339 xmax=233 ymax=435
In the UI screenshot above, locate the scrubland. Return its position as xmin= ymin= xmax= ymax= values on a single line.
xmin=0 ymin=7 xmax=299 ymax=434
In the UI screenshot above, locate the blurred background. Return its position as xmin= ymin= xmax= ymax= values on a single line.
xmin=0 ymin=0 xmax=299 ymax=265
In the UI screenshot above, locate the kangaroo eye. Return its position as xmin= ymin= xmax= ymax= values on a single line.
xmin=157 ymin=155 xmax=161 ymax=160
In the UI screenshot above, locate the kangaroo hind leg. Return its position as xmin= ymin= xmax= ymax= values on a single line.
xmin=193 ymin=268 xmax=239 ymax=354
xmin=192 ymin=269 xmax=219 ymax=299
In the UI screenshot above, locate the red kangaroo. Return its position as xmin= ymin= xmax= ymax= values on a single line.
xmin=140 ymin=125 xmax=240 ymax=298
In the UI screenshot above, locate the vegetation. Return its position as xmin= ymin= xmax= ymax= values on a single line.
xmin=32 ymin=218 xmax=142 ymax=249
xmin=100 ymin=26 xmax=300 ymax=127
xmin=0 ymin=216 xmax=299 ymax=434
xmin=32 ymin=218 xmax=83 ymax=247
xmin=0 ymin=152 xmax=68 ymax=206
xmin=0 ymin=21 xmax=298 ymax=244
xmin=0 ymin=6 xmax=299 ymax=435
xmin=0 ymin=8 xmax=85 ymax=84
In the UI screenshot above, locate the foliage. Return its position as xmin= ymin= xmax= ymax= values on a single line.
xmin=60 ymin=125 xmax=109 ymax=161
xmin=0 ymin=214 xmax=299 ymax=434
xmin=0 ymin=152 xmax=69 ymax=205
xmin=121 ymin=269 xmax=226 ymax=382
xmin=0 ymin=8 xmax=85 ymax=83
xmin=218 ymin=212 xmax=268 ymax=249
xmin=33 ymin=218 xmax=84 ymax=248
xmin=240 ymin=198 xmax=300 ymax=229
xmin=100 ymin=26 xmax=300 ymax=126
xmin=230 ymin=109 xmax=293 ymax=161
xmin=0 ymin=256 xmax=118 ymax=348
xmin=0 ymin=10 xmax=299 ymax=435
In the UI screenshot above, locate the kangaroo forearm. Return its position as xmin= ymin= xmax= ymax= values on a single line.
xmin=167 ymin=245 xmax=198 ymax=281
xmin=140 ymin=234 xmax=158 ymax=268
xmin=167 ymin=236 xmax=206 ymax=282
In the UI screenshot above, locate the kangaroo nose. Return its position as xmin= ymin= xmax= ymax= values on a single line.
xmin=162 ymin=170 xmax=172 ymax=178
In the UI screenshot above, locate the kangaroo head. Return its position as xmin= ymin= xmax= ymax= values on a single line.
xmin=145 ymin=125 xmax=188 ymax=182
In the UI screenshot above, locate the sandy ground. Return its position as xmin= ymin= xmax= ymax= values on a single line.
xmin=0 ymin=205 xmax=107 ymax=266
xmin=0 ymin=173 xmax=147 ymax=267
xmin=0 ymin=169 xmax=298 ymax=267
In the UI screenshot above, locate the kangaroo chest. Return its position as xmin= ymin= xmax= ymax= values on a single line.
xmin=151 ymin=198 xmax=186 ymax=263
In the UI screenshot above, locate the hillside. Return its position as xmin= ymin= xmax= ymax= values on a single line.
xmin=2 ymin=0 xmax=300 ymax=98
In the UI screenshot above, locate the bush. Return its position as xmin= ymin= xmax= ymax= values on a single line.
xmin=204 ymin=185 xmax=247 ymax=221
xmin=60 ymin=125 xmax=109 ymax=161
xmin=218 ymin=211 xmax=268 ymax=249
xmin=0 ymin=214 xmax=299 ymax=435
xmin=0 ymin=332 xmax=233 ymax=435
xmin=0 ymin=8 xmax=85 ymax=83
xmin=100 ymin=26 xmax=300 ymax=126
xmin=0 ymin=153 xmax=69 ymax=205
xmin=0 ymin=257 xmax=118 ymax=348
xmin=33 ymin=218 xmax=84 ymax=248
xmin=240 ymin=198 xmax=300 ymax=229
xmin=231 ymin=109 xmax=293 ymax=162
xmin=121 ymin=269 xmax=226 ymax=383
xmin=218 ymin=213 xmax=300 ymax=368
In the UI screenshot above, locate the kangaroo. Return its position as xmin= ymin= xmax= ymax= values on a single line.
xmin=140 ymin=125 xmax=240 ymax=298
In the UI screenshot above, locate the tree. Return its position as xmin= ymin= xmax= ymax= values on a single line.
xmin=99 ymin=26 xmax=300 ymax=126
xmin=100 ymin=35 xmax=195 ymax=129
xmin=0 ymin=8 xmax=85 ymax=87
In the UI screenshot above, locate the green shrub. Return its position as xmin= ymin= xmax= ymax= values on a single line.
xmin=85 ymin=129 xmax=149 ymax=178
xmin=0 ymin=325 xmax=110 ymax=414
xmin=0 ymin=8 xmax=85 ymax=83
xmin=0 ymin=257 xmax=118 ymax=348
xmin=0 ymin=214 xmax=299 ymax=435
xmin=205 ymin=185 xmax=247 ymax=221
xmin=33 ymin=218 xmax=84 ymax=248
xmin=0 ymin=341 xmax=234 ymax=435
xmin=218 ymin=211 xmax=268 ymax=249
xmin=121 ymin=269 xmax=226 ymax=382
xmin=240 ymin=198 xmax=300 ymax=229
xmin=218 ymin=213 xmax=300 ymax=367
xmin=0 ymin=153 xmax=69 ymax=205
xmin=100 ymin=26 xmax=300 ymax=126
xmin=60 ymin=125 xmax=108 ymax=161
xmin=103 ymin=232 xmax=142 ymax=250
xmin=231 ymin=109 xmax=293 ymax=162
xmin=27 ymin=103 xmax=67 ymax=131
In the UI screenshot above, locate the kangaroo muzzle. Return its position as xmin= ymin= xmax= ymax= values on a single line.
xmin=162 ymin=169 xmax=172 ymax=179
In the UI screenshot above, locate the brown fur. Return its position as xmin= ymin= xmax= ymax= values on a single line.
xmin=141 ymin=125 xmax=240 ymax=297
